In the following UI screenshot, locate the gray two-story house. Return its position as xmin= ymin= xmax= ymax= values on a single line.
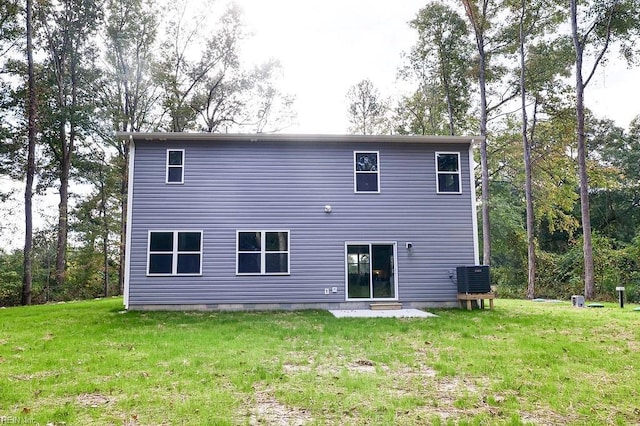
xmin=120 ymin=133 xmax=481 ymax=310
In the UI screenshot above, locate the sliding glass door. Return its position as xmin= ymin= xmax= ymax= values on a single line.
xmin=346 ymin=243 xmax=396 ymax=300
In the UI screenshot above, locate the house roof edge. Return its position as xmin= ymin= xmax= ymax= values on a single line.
xmin=116 ymin=132 xmax=484 ymax=144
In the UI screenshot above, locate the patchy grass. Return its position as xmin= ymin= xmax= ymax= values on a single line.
xmin=1 ymin=298 xmax=639 ymax=425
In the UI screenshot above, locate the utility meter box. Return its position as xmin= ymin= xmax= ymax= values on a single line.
xmin=571 ymin=295 xmax=585 ymax=308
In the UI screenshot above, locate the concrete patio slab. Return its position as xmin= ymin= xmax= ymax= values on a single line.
xmin=328 ymin=309 xmax=437 ymax=318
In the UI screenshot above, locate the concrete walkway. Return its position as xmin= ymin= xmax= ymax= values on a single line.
xmin=328 ymin=309 xmax=437 ymax=318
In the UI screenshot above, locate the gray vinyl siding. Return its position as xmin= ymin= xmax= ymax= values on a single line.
xmin=127 ymin=137 xmax=476 ymax=307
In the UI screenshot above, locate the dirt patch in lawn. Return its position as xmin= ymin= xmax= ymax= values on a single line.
xmin=282 ymin=357 xmax=386 ymax=376
xmin=76 ymin=392 xmax=114 ymax=408
xmin=518 ymin=408 xmax=579 ymax=425
xmin=346 ymin=359 xmax=378 ymax=374
xmin=249 ymin=386 xmax=313 ymax=426
xmin=9 ymin=370 xmax=63 ymax=381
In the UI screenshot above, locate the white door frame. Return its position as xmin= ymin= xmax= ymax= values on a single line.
xmin=344 ymin=241 xmax=398 ymax=301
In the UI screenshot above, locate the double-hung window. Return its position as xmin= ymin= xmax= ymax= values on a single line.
xmin=148 ymin=231 xmax=202 ymax=275
xmin=354 ymin=151 xmax=379 ymax=193
xmin=436 ymin=152 xmax=461 ymax=194
xmin=237 ymin=231 xmax=290 ymax=275
xmin=166 ymin=149 xmax=184 ymax=184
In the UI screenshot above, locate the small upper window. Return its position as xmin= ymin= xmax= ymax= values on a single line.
xmin=148 ymin=230 xmax=202 ymax=276
xmin=354 ymin=151 xmax=379 ymax=193
xmin=436 ymin=152 xmax=461 ymax=194
xmin=166 ymin=149 xmax=184 ymax=184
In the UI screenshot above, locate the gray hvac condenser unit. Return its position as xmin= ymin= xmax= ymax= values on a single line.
xmin=456 ymin=266 xmax=491 ymax=293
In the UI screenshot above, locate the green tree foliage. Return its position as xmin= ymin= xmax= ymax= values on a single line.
xmin=588 ymin=116 xmax=640 ymax=243
xmin=153 ymin=1 xmax=293 ymax=133
xmin=486 ymin=181 xmax=528 ymax=297
xmin=530 ymin=111 xmax=581 ymax=242
xmin=394 ymin=85 xmax=448 ymax=136
xmin=34 ymin=0 xmax=104 ymax=289
xmin=0 ymin=0 xmax=21 ymax=178
xmin=489 ymin=113 xmax=640 ymax=302
xmin=98 ymin=0 xmax=159 ymax=293
xmin=154 ymin=0 xmax=237 ymax=131
xmin=510 ymin=0 xmax=567 ymax=298
xmin=101 ymin=0 xmax=158 ymax=134
xmin=0 ymin=248 xmax=22 ymax=306
xmin=534 ymin=234 xmax=640 ymax=302
xmin=0 ymin=227 xmax=58 ymax=306
xmin=461 ymin=0 xmax=518 ymax=266
xmin=72 ymin=149 xmax=121 ymax=297
xmin=0 ymin=0 xmax=20 ymax=46
xmin=0 ymin=0 xmax=301 ymax=307
xmin=570 ymin=0 xmax=640 ymax=298
xmin=399 ymin=2 xmax=472 ymax=136
xmin=346 ymin=79 xmax=389 ymax=135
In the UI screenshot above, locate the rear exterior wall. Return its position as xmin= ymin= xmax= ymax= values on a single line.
xmin=126 ymin=138 xmax=477 ymax=309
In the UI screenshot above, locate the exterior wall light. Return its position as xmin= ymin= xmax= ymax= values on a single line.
xmin=324 ymin=205 xmax=332 ymax=213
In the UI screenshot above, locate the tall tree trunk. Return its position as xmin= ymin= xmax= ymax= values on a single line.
xmin=100 ymin=163 xmax=109 ymax=297
xmin=55 ymin=39 xmax=80 ymax=290
xmin=437 ymin=39 xmax=456 ymax=136
xmin=519 ymin=0 xmax=536 ymax=299
xmin=478 ymin=45 xmax=490 ymax=266
xmin=441 ymin=69 xmax=455 ymax=136
xmin=462 ymin=0 xmax=491 ymax=266
xmin=55 ymin=146 xmax=70 ymax=288
xmin=22 ymin=0 xmax=36 ymax=306
xmin=575 ymin=80 xmax=595 ymax=299
xmin=570 ymin=0 xmax=595 ymax=299
xmin=55 ymin=70 xmax=74 ymax=289
xmin=53 ymin=45 xmax=69 ymax=289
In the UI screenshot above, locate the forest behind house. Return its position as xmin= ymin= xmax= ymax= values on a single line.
xmin=1 ymin=0 xmax=639 ymax=306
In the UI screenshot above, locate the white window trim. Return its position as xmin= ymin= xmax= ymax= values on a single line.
xmin=166 ymin=149 xmax=185 ymax=184
xmin=236 ymin=230 xmax=291 ymax=276
xmin=353 ymin=151 xmax=380 ymax=194
xmin=147 ymin=230 xmax=203 ymax=276
xmin=344 ymin=241 xmax=398 ymax=302
xmin=435 ymin=151 xmax=462 ymax=194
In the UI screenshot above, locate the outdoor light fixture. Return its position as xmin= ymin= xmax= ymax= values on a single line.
xmin=324 ymin=205 xmax=332 ymax=213
xmin=406 ymin=242 xmax=413 ymax=249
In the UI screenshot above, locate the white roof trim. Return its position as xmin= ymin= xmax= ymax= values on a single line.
xmin=116 ymin=132 xmax=483 ymax=145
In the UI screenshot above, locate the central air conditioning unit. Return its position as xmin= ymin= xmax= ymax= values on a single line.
xmin=456 ymin=266 xmax=491 ymax=294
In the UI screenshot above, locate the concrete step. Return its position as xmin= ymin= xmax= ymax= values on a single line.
xmin=369 ymin=302 xmax=403 ymax=310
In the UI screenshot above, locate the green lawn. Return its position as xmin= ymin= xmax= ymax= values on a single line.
xmin=1 ymin=298 xmax=639 ymax=425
